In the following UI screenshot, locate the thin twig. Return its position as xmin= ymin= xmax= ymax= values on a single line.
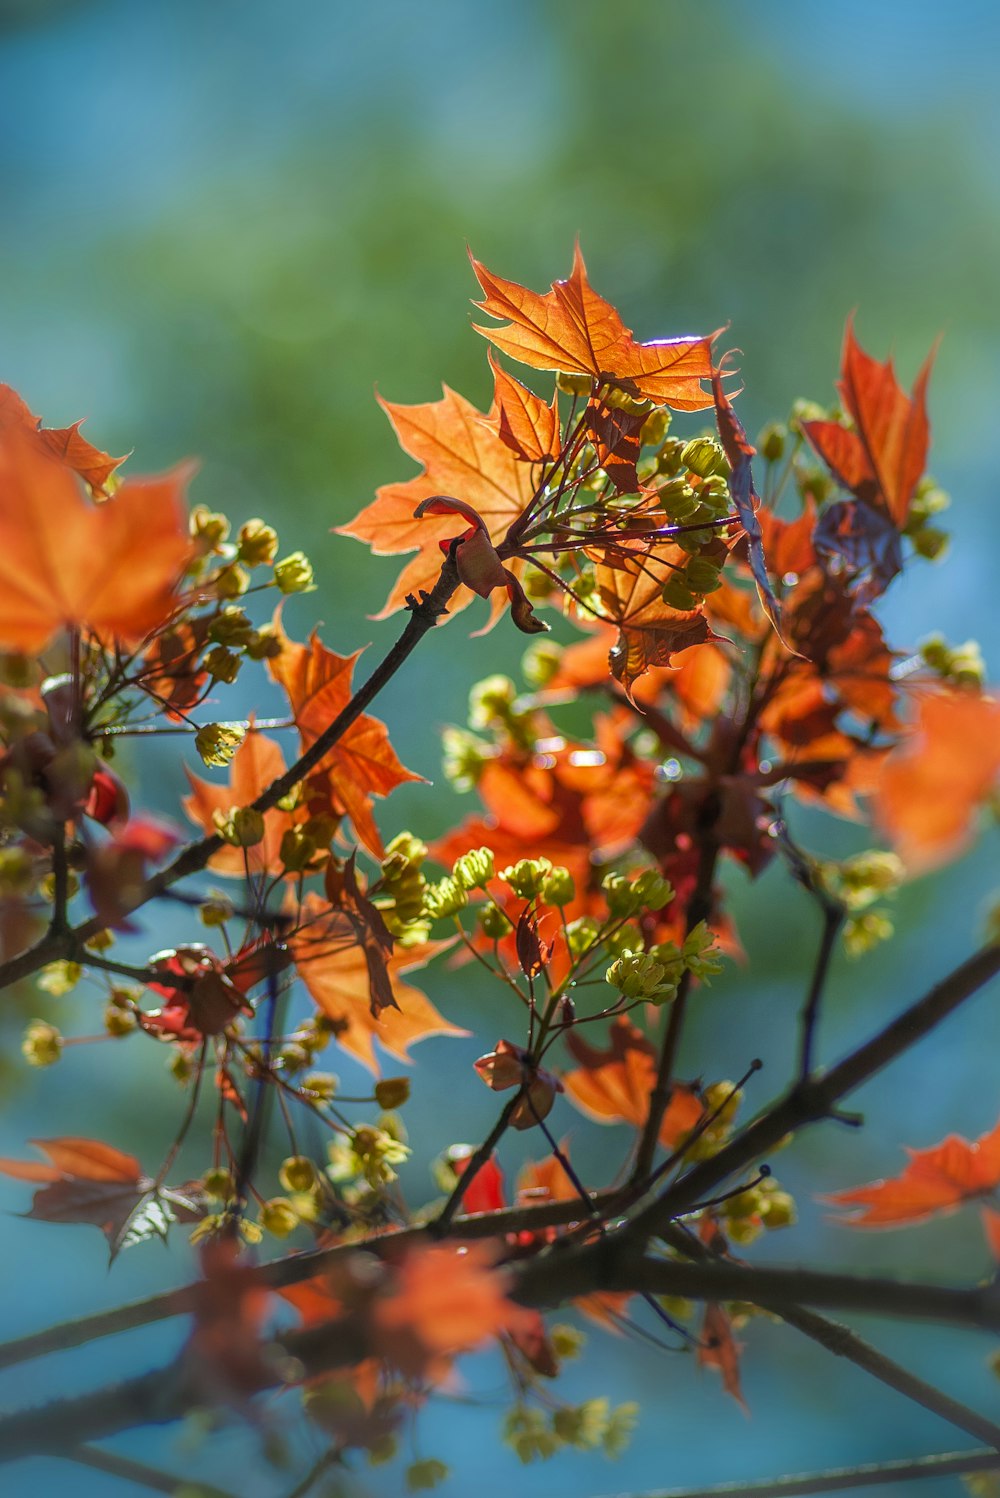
xmin=69 ymin=1443 xmax=238 ymax=1498
xmin=609 ymin=1447 xmax=1000 ymax=1497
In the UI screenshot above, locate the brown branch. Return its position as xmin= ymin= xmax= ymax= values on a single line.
xmin=0 ymin=555 xmax=461 ymax=990
xmin=69 ymin=1444 xmax=238 ymax=1498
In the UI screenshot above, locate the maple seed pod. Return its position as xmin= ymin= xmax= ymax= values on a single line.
xmin=237 ymin=518 xmax=279 ymax=566
xmin=189 ymin=504 xmax=231 ymax=552
xmin=203 ymin=645 xmax=241 ymax=684
xmin=274 ymin=550 xmax=315 ymax=593
xmin=423 ymin=876 xmax=468 ymax=920
xmin=208 ymin=607 xmax=255 ymax=647
xmin=280 ymin=826 xmax=318 ymax=871
xmin=22 ymin=1019 xmax=63 ymax=1067
xmin=374 ymin=1076 xmax=411 ymax=1110
xmin=632 ymin=869 xmax=674 ymax=911
xmin=683 ymin=557 xmax=723 ymax=595
xmin=214 ymin=562 xmax=250 ymax=599
xmin=104 ymin=1004 xmax=137 ymax=1038
xmin=279 ymin=1155 xmax=318 ymax=1193
xmin=202 ymin=1166 xmax=236 ymax=1200
xmin=231 ymin=807 xmax=266 ymax=847
xmin=478 ymin=902 xmax=508 ymax=939
xmin=502 ymin=857 xmax=552 ymax=900
xmin=245 ymin=626 xmax=283 ymax=661
xmin=259 ymin=1197 xmax=299 ymax=1237
xmin=302 ymin=1070 xmax=339 ymax=1101
xmin=452 ymin=847 xmax=495 ymax=891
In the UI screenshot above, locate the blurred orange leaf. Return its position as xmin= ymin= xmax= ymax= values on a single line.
xmin=0 ymin=382 xmax=126 ymax=496
xmin=825 ymin=1115 xmax=1000 ymax=1229
xmin=563 ymin=1017 xmax=704 ymax=1147
xmin=184 ymin=730 xmax=302 ymax=876
xmin=0 ymin=429 xmax=191 ymax=653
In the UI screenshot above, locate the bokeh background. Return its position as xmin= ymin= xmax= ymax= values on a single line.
xmin=1 ymin=1 xmax=999 ymax=1495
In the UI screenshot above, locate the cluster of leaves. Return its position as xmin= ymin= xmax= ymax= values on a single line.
xmin=0 ymin=248 xmax=998 ymax=1495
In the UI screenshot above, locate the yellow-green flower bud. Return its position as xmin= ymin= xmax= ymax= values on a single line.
xmin=423 ymin=876 xmax=468 ymax=920
xmin=406 ymin=1458 xmax=450 ymax=1491
xmin=521 ymin=639 xmax=562 ymax=689
xmin=384 ymin=831 xmax=428 ymax=869
xmin=452 ymin=847 xmax=495 ymax=891
xmin=259 ymin=1197 xmax=299 ymax=1237
xmin=37 ymin=961 xmax=82 ymax=996
xmin=843 ymin=911 xmax=894 ymax=959
xmin=550 ymin=1324 xmax=587 ymax=1359
xmin=237 ymin=518 xmax=279 ymax=566
xmin=302 ymin=1071 xmax=339 ymax=1102
xmin=632 ymin=870 xmax=674 ymax=911
xmin=375 ymin=1077 xmax=411 ymax=1110
xmin=656 ymin=437 xmax=688 ymax=479
xmin=207 ymin=607 xmax=254 ymax=648
xmin=104 ymin=1004 xmax=136 ymax=1037
xmin=442 ymin=727 xmax=488 ymax=791
xmin=478 ymin=903 xmax=509 ymax=939
xmin=758 ymin=422 xmax=787 ymax=463
xmin=606 ymin=951 xmax=677 ymax=1002
xmin=565 ymin=915 xmax=600 ymax=957
xmin=203 ymin=645 xmax=241 ymax=684
xmin=202 ymin=1166 xmax=236 ymax=1200
xmin=789 ymin=398 xmax=827 ymax=434
xmin=274 ymin=551 xmax=315 ymax=593
xmin=647 ymin=941 xmax=685 ymax=989
xmin=640 ymin=409 xmax=670 ymax=448
xmin=555 ymin=371 xmax=593 ymax=396
xmin=682 ymin=920 xmax=723 ymax=980
xmin=215 ymin=563 xmax=250 ymax=600
xmin=213 ymin=805 xmax=265 ymax=847
xmin=469 ymin=674 xmax=517 ymax=730
xmin=761 ymin=1187 xmax=796 ymax=1230
xmin=540 ymin=865 xmax=575 ymax=907
xmin=502 ymin=857 xmax=552 ymax=900
xmin=199 ymin=895 xmax=234 ymax=927
xmin=605 ymin=921 xmax=643 ymax=958
xmin=190 ymin=505 xmax=230 ymax=551
xmin=279 ymin=826 xmax=318 ymax=871
xmin=195 ymin=721 xmax=246 ymax=768
xmin=279 ymin=1155 xmax=319 ymax=1193
xmin=657 ymin=474 xmax=699 ymax=519
xmin=681 ymin=437 xmax=726 ymax=479
xmin=602 ymin=871 xmax=641 ymax=918
xmin=22 ymin=1019 xmax=63 ymax=1066
xmin=912 ymin=526 xmax=949 ymax=562
xmin=245 ymin=626 xmax=283 ymax=661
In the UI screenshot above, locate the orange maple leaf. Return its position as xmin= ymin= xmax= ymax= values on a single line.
xmin=825 ymin=1115 xmax=1000 ymax=1245
xmin=872 ymin=689 xmax=1000 ymax=872
xmin=336 ymin=383 xmax=535 ymax=620
xmin=183 ymin=730 xmax=303 ymax=876
xmin=470 ymin=245 xmax=715 ymax=409
xmin=291 ymin=892 xmax=465 ymax=1073
xmin=268 ymin=619 xmax=421 ymax=858
xmin=698 ymin=1302 xmax=747 ymax=1411
xmin=0 ymin=429 xmax=192 ymax=654
xmin=484 ymin=350 xmax=561 ymax=463
xmin=803 ymin=318 xmax=935 ymax=527
xmin=595 ymin=542 xmax=722 ymax=698
xmin=563 ymin=1017 xmax=704 ymax=1147
xmin=0 ymin=1137 xmax=150 ymax=1248
xmin=0 ymin=383 xmax=126 ymax=496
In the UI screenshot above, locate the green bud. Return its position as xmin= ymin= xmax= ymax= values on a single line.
xmin=478 ymin=903 xmax=509 ymax=939
xmin=274 ymin=551 xmax=315 ymax=593
xmin=104 ymin=1004 xmax=137 ymax=1037
xmin=501 ymin=857 xmax=552 ymax=900
xmin=231 ymin=807 xmax=266 ymax=846
xmin=279 ymin=1155 xmax=319 ymax=1193
xmin=203 ymin=645 xmax=242 ymax=684
xmin=259 ymin=1197 xmax=299 ymax=1237
xmin=200 ymin=895 xmax=234 ymax=927
xmin=237 ymin=518 xmax=279 ymax=566
xmin=843 ymin=911 xmax=894 ymax=959
xmin=0 ymin=846 xmax=34 ymax=896
xmin=201 ymin=1167 xmax=236 ymax=1200
xmin=407 ymin=1459 xmax=450 ymax=1492
xmin=656 ymin=437 xmax=688 ymax=479
xmin=640 ymin=409 xmax=670 ymax=447
xmin=375 ymin=1076 xmax=411 ymax=1110
xmin=555 ymin=371 xmax=593 ymax=396
xmin=452 ymin=847 xmax=495 ymax=890
xmin=442 ymin=726 xmax=488 ymax=791
xmin=606 ymin=950 xmax=676 ymax=1001
xmin=565 ymin=915 xmax=600 ymax=957
xmin=301 ymin=1071 xmax=339 ymax=1101
xmin=681 ymin=437 xmax=726 ymax=479
xmin=657 ymin=474 xmax=699 ymax=520
xmin=683 ymin=557 xmax=723 ymax=594
xmin=911 ymin=526 xmax=949 ymax=562
xmin=682 ymin=920 xmax=723 ymax=980
xmin=540 ymin=865 xmax=575 ymax=906
xmin=214 ymin=563 xmax=250 ymax=599
xmin=38 ymin=961 xmax=82 ymax=996
xmin=279 ymin=826 xmax=318 ymax=872
xmin=245 ymin=626 xmax=283 ymax=661
xmin=190 ymin=505 xmax=230 ymax=551
xmin=207 ymin=607 xmax=254 ymax=648
xmin=758 ymin=422 xmax=787 ymax=462
xmin=789 ymin=398 xmax=827 ymax=434
xmin=550 ymin=1323 xmax=586 ymax=1359
xmin=602 ymin=871 xmax=641 ymax=918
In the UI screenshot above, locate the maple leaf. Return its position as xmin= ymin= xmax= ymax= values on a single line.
xmin=0 ymin=383 xmax=126 ymax=496
xmin=698 ymin=1302 xmax=747 ymax=1411
xmin=484 ymin=349 xmax=561 ymax=463
xmin=268 ymin=618 xmax=421 ymax=858
xmin=825 ymin=1115 xmax=1000 ymax=1256
xmin=563 ymin=1017 xmax=704 ymax=1147
xmin=470 ymin=245 xmax=715 ymax=408
xmin=872 ymin=689 xmax=1000 ymax=872
xmin=803 ymin=317 xmax=935 ymax=528
xmin=0 ymin=1137 xmax=196 ymax=1258
xmin=372 ymin=1241 xmax=535 ymax=1381
xmin=595 ymin=541 xmax=722 ymax=698
xmin=473 ymin=1038 xmax=564 ymax=1130
xmin=184 ymin=730 xmax=303 ymax=876
xmin=0 ymin=429 xmax=193 ymax=654
xmin=337 ymin=383 xmax=535 ymax=620
xmin=291 ymin=891 xmax=465 ymax=1073
xmin=140 ymin=943 xmax=258 ymax=1042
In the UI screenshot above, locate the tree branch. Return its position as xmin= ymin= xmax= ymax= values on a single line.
xmin=612 ymin=1447 xmax=1000 ymax=1498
